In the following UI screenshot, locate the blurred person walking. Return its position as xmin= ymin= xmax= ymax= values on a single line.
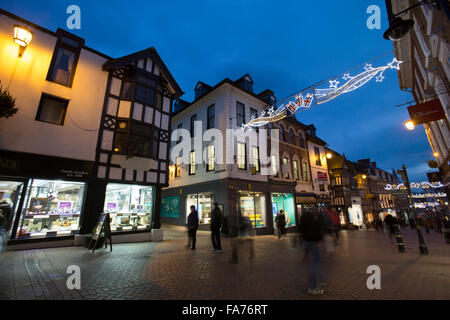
xmin=231 ymin=213 xmax=254 ymax=263
xmin=275 ymin=209 xmax=286 ymax=239
xmin=186 ymin=205 xmax=199 ymax=250
xmin=299 ymin=209 xmax=326 ymax=295
xmin=210 ymin=202 xmax=223 ymax=252
xmin=384 ymin=214 xmax=397 ymax=240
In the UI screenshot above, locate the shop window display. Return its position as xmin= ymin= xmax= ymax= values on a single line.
xmin=17 ymin=179 xmax=85 ymax=238
xmin=103 ymin=184 xmax=154 ymax=232
xmin=271 ymin=193 xmax=296 ymax=227
xmin=239 ymin=192 xmax=266 ymax=228
xmin=186 ymin=193 xmax=212 ymax=224
xmin=0 ymin=181 xmax=23 ymax=235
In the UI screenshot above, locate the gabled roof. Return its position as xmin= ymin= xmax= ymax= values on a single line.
xmin=235 ymin=73 xmax=254 ymax=84
xmin=103 ymin=47 xmax=183 ymax=99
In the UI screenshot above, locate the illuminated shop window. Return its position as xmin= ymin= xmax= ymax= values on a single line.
xmin=17 ymin=179 xmax=85 ymax=239
xmin=103 ymin=183 xmax=154 ymax=232
xmin=239 ymin=191 xmax=266 ymax=228
xmin=186 ymin=193 xmax=213 ymax=225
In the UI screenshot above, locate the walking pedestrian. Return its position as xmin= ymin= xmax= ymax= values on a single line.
xmin=299 ymin=209 xmax=326 ymax=296
xmin=186 ymin=205 xmax=199 ymax=250
xmin=231 ymin=213 xmax=254 ymax=263
xmin=210 ymin=202 xmax=223 ymax=252
xmin=275 ymin=209 xmax=286 ymax=239
xmin=384 ymin=213 xmax=397 ymax=240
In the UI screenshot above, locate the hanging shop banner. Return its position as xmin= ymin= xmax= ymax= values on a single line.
xmin=161 ymin=196 xmax=180 ymax=218
xmin=407 ymin=99 xmax=446 ymax=125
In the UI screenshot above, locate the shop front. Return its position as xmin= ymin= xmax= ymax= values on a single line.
xmin=15 ymin=179 xmax=86 ymax=239
xmin=295 ymin=193 xmax=316 ymax=220
xmin=0 ymin=150 xmax=94 ymax=247
xmin=271 ymin=192 xmax=296 ymax=228
xmin=103 ymin=183 xmax=154 ymax=232
xmin=238 ymin=191 xmax=267 ymax=228
xmin=186 ymin=192 xmax=213 ymax=225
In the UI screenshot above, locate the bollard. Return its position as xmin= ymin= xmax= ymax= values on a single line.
xmin=394 ymin=224 xmax=405 ymax=253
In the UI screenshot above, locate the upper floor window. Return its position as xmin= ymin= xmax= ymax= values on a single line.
xmin=283 ymin=158 xmax=290 ymax=179
xmin=302 ymin=162 xmax=308 ymax=181
xmin=46 ymin=31 xmax=83 ymax=87
xmin=279 ymin=125 xmax=285 ymax=142
xmin=314 ymin=147 xmax=321 ymax=166
xmin=250 ymin=108 xmax=258 ymax=133
xmin=252 ymin=146 xmax=260 ymax=173
xmin=207 ymin=144 xmax=215 ymax=172
xmin=237 ymin=142 xmax=246 ymax=170
xmin=189 ymin=151 xmax=196 ymax=175
xmin=236 ymin=102 xmax=245 ymax=127
xmin=271 ymin=155 xmax=278 ymax=177
xmin=289 ymin=129 xmax=295 ymax=145
xmin=207 ymin=105 xmax=215 ymax=129
xmin=293 ymin=160 xmax=300 ymax=180
xmin=35 ymin=93 xmax=69 ymax=125
xmin=190 ymin=114 xmax=197 ymax=137
xmin=135 ymin=84 xmax=155 ymax=106
xmin=176 ymin=123 xmax=183 ymax=143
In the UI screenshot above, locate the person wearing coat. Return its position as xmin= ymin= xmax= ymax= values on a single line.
xmin=186 ymin=205 xmax=199 ymax=250
xmin=275 ymin=210 xmax=287 ymax=239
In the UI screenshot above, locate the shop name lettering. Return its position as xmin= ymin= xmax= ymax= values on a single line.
xmin=61 ymin=169 xmax=88 ymax=177
xmin=0 ymin=156 xmax=20 ymax=171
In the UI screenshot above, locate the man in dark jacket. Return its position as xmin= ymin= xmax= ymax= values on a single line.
xmin=275 ymin=210 xmax=286 ymax=239
xmin=384 ymin=214 xmax=397 ymax=240
xmin=186 ymin=205 xmax=199 ymax=250
xmin=299 ymin=209 xmax=326 ymax=295
xmin=210 ymin=202 xmax=223 ymax=252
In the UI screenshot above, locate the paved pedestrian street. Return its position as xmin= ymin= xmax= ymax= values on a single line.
xmin=0 ymin=226 xmax=449 ymax=300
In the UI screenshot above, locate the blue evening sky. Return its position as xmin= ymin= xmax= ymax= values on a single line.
xmin=3 ymin=0 xmax=433 ymax=181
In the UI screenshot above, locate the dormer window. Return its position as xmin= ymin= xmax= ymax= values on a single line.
xmin=243 ymin=78 xmax=252 ymax=92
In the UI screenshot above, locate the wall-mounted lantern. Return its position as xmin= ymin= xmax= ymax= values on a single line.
xmin=14 ymin=25 xmax=33 ymax=57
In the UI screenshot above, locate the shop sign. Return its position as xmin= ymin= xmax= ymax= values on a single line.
xmin=407 ymin=99 xmax=446 ymax=125
xmin=161 ymin=196 xmax=180 ymax=218
xmin=296 ymin=196 xmax=316 ymax=203
xmin=317 ymin=172 xmax=328 ymax=181
xmin=0 ymin=150 xmax=93 ymax=179
xmin=0 ymin=156 xmax=20 ymax=171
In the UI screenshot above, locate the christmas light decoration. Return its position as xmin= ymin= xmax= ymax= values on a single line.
xmin=384 ymin=181 xmax=445 ymax=190
xmin=242 ymin=57 xmax=403 ymax=130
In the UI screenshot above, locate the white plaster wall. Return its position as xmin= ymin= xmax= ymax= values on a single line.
xmin=0 ymin=14 xmax=108 ymax=161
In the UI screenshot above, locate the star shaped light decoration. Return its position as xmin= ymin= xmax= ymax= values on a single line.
xmin=387 ymin=58 xmax=403 ymax=70
xmin=342 ymin=73 xmax=352 ymax=80
xmin=268 ymin=106 xmax=275 ymax=115
xmin=329 ymin=80 xmax=340 ymax=89
xmin=364 ymin=64 xmax=373 ymax=71
xmin=376 ymin=74 xmax=384 ymax=82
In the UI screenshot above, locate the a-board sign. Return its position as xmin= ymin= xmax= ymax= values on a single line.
xmin=88 ymin=212 xmax=112 ymax=253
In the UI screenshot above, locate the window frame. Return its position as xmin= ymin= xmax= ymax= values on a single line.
xmin=271 ymin=154 xmax=279 ymax=177
xmin=237 ymin=142 xmax=247 ymax=170
xmin=252 ymin=146 xmax=260 ymax=173
xmin=207 ymin=104 xmax=215 ymax=129
xmin=175 ymin=157 xmax=181 ymax=177
xmin=314 ymin=147 xmax=321 ymax=166
xmin=293 ymin=160 xmax=300 ymax=180
xmin=282 ymin=157 xmax=290 ymax=179
xmin=207 ymin=144 xmax=215 ymax=172
xmin=35 ymin=93 xmax=69 ymax=126
xmin=46 ymin=32 xmax=83 ymax=88
xmin=302 ymin=162 xmax=308 ymax=181
xmin=190 ymin=114 xmax=197 ymax=137
xmin=236 ymin=102 xmax=245 ymax=127
xmin=189 ymin=150 xmax=196 ymax=175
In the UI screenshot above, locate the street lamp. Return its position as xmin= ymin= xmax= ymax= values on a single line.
xmin=433 ymin=152 xmax=439 ymax=158
xmin=362 ymin=175 xmax=367 ymax=179
xmin=384 ymin=0 xmax=432 ymax=41
xmin=326 ymin=152 xmax=332 ymax=159
xmin=13 ymin=25 xmax=33 ymax=57
xmin=404 ymin=120 xmax=415 ymax=130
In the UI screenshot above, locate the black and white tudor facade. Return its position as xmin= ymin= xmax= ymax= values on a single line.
xmin=0 ymin=9 xmax=182 ymax=249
